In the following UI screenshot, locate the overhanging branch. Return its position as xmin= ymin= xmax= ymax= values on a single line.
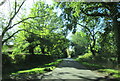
xmin=77 ymin=23 xmax=92 ymax=35
xmin=6 ymin=0 xmax=26 ymax=29
xmin=2 ymin=16 xmax=41 ymax=38
xmin=80 ymin=9 xmax=110 ymax=17
xmin=2 ymin=29 xmax=24 ymax=45
xmin=2 ymin=0 xmax=26 ymax=38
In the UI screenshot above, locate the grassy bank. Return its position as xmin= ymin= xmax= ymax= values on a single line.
xmin=10 ymin=59 xmax=63 ymax=80
xmin=75 ymin=53 xmax=120 ymax=78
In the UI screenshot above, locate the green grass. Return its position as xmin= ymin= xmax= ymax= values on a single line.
xmin=12 ymin=68 xmax=45 ymax=75
xmin=44 ymin=59 xmax=63 ymax=66
xmin=75 ymin=55 xmax=120 ymax=78
xmin=10 ymin=59 xmax=63 ymax=79
xmin=12 ymin=59 xmax=62 ymax=75
xmin=12 ymin=66 xmax=56 ymax=75
xmin=98 ymin=69 xmax=120 ymax=78
xmin=74 ymin=58 xmax=105 ymax=69
xmin=76 ymin=59 xmax=120 ymax=78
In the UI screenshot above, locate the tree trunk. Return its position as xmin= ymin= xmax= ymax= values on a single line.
xmin=0 ymin=36 xmax=2 ymax=53
xmin=112 ymin=15 xmax=120 ymax=67
xmin=28 ymin=47 xmax=34 ymax=54
xmin=41 ymin=47 xmax=45 ymax=54
xmin=90 ymin=34 xmax=96 ymax=56
xmin=111 ymin=3 xmax=120 ymax=67
xmin=90 ymin=45 xmax=95 ymax=56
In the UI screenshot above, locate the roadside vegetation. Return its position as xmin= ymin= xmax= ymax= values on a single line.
xmin=1 ymin=0 xmax=120 ymax=80
xmin=10 ymin=59 xmax=62 ymax=80
xmin=75 ymin=53 xmax=120 ymax=79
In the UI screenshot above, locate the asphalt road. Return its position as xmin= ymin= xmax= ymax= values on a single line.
xmin=39 ymin=58 xmax=106 ymax=81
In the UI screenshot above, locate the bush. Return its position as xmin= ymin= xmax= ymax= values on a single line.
xmin=2 ymin=54 xmax=14 ymax=79
xmin=14 ymin=54 xmax=26 ymax=64
xmin=2 ymin=54 xmax=13 ymax=66
xmin=76 ymin=52 xmax=92 ymax=60
xmin=25 ymin=54 xmax=54 ymax=65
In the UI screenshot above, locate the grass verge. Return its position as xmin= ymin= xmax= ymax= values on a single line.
xmin=98 ymin=69 xmax=120 ymax=78
xmin=75 ymin=58 xmax=120 ymax=78
xmin=10 ymin=59 xmax=63 ymax=79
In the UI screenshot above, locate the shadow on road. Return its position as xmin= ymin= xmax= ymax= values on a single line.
xmin=2 ymin=58 xmax=120 ymax=81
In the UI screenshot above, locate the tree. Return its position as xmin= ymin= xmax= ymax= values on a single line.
xmin=13 ymin=1 xmax=69 ymax=56
xmin=71 ymin=31 xmax=89 ymax=56
xmin=56 ymin=2 xmax=120 ymax=65
xmin=73 ymin=2 xmax=120 ymax=64
xmin=1 ymin=0 xmax=41 ymax=46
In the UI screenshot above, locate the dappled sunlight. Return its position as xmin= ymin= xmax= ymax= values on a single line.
xmin=1 ymin=0 xmax=120 ymax=80
xmin=41 ymin=59 xmax=105 ymax=80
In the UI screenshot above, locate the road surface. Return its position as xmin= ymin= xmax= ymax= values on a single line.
xmin=39 ymin=58 xmax=106 ymax=81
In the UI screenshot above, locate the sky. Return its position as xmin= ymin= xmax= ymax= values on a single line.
xmin=0 ymin=0 xmax=54 ymax=17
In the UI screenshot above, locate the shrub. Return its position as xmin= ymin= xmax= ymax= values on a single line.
xmin=2 ymin=54 xmax=13 ymax=66
xmin=76 ymin=52 xmax=92 ymax=60
xmin=14 ymin=54 xmax=26 ymax=64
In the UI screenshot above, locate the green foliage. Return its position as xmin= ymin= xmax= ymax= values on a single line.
xmin=56 ymin=2 xmax=118 ymax=65
xmin=75 ymin=56 xmax=105 ymax=70
xmin=13 ymin=1 xmax=69 ymax=57
xmin=75 ymin=53 xmax=120 ymax=78
xmin=11 ymin=59 xmax=62 ymax=75
xmin=71 ymin=31 xmax=89 ymax=46
xmin=99 ymin=69 xmax=119 ymax=74
xmin=10 ymin=67 xmax=46 ymax=80
xmin=77 ymin=52 xmax=92 ymax=59
xmin=3 ymin=53 xmax=56 ymax=79
xmin=71 ymin=31 xmax=89 ymax=56
xmin=2 ymin=45 xmax=14 ymax=53
xmin=2 ymin=45 xmax=9 ymax=52
xmin=12 ymin=68 xmax=45 ymax=74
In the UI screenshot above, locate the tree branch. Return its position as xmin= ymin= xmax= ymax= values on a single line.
xmin=85 ymin=6 xmax=105 ymax=11
xmin=2 ymin=29 xmax=24 ymax=45
xmin=15 ymin=0 xmax=17 ymax=13
xmin=2 ymin=16 xmax=39 ymax=38
xmin=2 ymin=0 xmax=26 ymax=38
xmin=77 ymin=23 xmax=92 ymax=35
xmin=6 ymin=0 xmax=26 ymax=29
xmin=80 ymin=9 xmax=110 ymax=17
xmin=2 ymin=14 xmax=48 ymax=45
xmin=85 ymin=13 xmax=110 ymax=17
xmin=10 ymin=16 xmax=40 ymax=29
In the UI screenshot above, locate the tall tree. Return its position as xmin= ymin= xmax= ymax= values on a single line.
xmin=13 ymin=1 xmax=69 ymax=56
xmin=56 ymin=2 xmax=120 ymax=65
